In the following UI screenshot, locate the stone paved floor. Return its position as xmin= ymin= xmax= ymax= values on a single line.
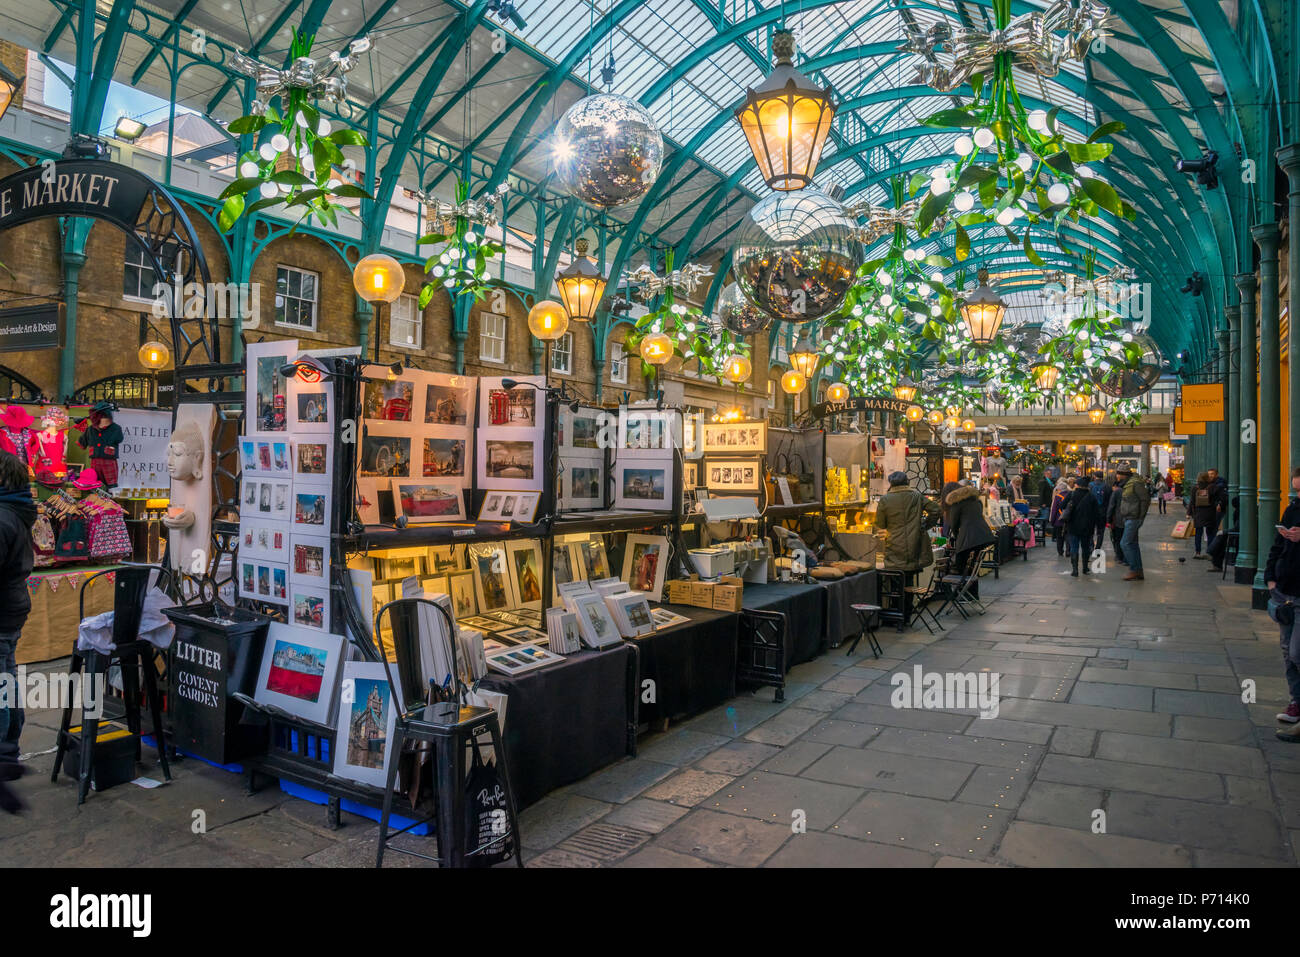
xmin=2 ymin=511 xmax=1296 ymax=867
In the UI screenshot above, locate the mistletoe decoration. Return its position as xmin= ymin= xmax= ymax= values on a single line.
xmin=623 ymin=250 xmax=749 ymax=382
xmin=417 ymin=178 xmax=505 ymax=305
xmin=218 ymin=29 xmax=371 ymax=231
xmin=1109 ymin=397 xmax=1147 ymax=426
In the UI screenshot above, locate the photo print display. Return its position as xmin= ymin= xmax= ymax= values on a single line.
xmin=292 ymin=488 xmax=329 ymax=531
xmin=290 ymin=582 xmax=330 ymax=632
xmin=505 ymin=540 xmax=544 ymax=610
xmin=362 ymin=371 xmax=417 ymax=423
xmin=240 ymin=437 xmax=291 ymax=476
xmin=614 ymin=461 xmax=671 ymax=509
xmin=360 ymin=430 xmax=413 ymax=479
xmin=618 ymin=407 xmax=676 ymax=451
xmin=355 ymin=479 xmax=385 ymax=526
xmin=621 ymin=533 xmax=669 ymax=603
xmin=447 ymin=570 xmax=476 ymax=618
xmin=290 ymin=533 xmax=329 ymax=587
xmin=575 ymin=537 xmax=611 ymax=581
xmin=422 ymin=434 xmax=470 ymax=482
xmin=683 ymin=461 xmax=699 ymax=489
xmin=469 ymin=543 xmax=516 ymax=614
xmin=241 ymin=558 xmax=288 ymax=606
xmin=428 ymin=544 xmax=466 ymax=573
xmin=568 ymin=593 xmax=623 ymax=649
xmin=243 ymin=478 xmax=293 ymax=521
xmin=476 ymin=434 xmax=543 ymax=492
xmin=292 ymin=439 xmax=332 ymax=485
xmin=254 ymin=624 xmax=345 ymax=726
xmin=559 ymin=453 xmax=604 ymax=511
xmin=705 ymin=457 xmax=761 ymax=492
xmin=559 ymin=407 xmax=602 ymax=451
xmin=332 ymin=661 xmax=401 ymax=788
xmin=552 ymin=542 xmax=583 ymax=594
xmin=244 ymin=339 xmax=296 ymax=434
xmin=702 ymin=421 xmax=767 ymax=455
xmin=424 ymin=374 xmax=473 ymax=426
xmin=479 ymin=375 xmax=544 ymax=429
xmin=240 ymin=520 xmax=289 ymax=561
xmin=288 ymin=370 xmax=332 ymax=433
xmin=391 ymin=479 xmax=465 ymax=523
xmin=478 ymin=490 xmax=541 ymax=523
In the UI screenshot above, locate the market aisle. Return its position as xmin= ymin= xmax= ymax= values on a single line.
xmin=521 ymin=513 xmax=1297 ymax=867
xmin=0 ymin=512 xmax=1293 ymax=867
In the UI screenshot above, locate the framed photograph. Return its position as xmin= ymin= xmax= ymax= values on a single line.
xmin=428 ymin=544 xmax=466 ymax=573
xmin=288 ymin=374 xmax=333 ymax=433
xmin=290 ymin=582 xmax=330 ymax=632
xmin=477 ymin=433 xmax=543 ymax=491
xmin=575 ymin=537 xmax=611 ymax=581
xmin=505 ymin=540 xmax=544 ymax=610
xmin=422 ymin=431 xmax=471 ymax=484
xmin=332 ymin=661 xmax=401 ymax=788
xmin=293 ymin=489 xmax=329 ymax=531
xmin=485 ymin=642 xmax=562 ymax=676
xmin=292 ymin=439 xmax=332 ymax=485
xmin=447 ymin=570 xmax=476 ymax=618
xmin=240 ymin=520 xmax=289 ymax=561
xmin=391 ymin=479 xmax=465 ymax=523
xmin=244 ymin=339 xmax=296 ymax=434
xmin=469 ymin=543 xmax=515 ymax=614
xmin=570 ymin=593 xmax=624 ymax=649
xmin=618 ymin=407 xmax=676 ymax=451
xmin=609 ymin=591 xmax=655 ymax=638
xmin=683 ymin=461 xmax=699 ymax=489
xmin=479 ymin=375 xmax=544 ymax=429
xmin=361 ymin=369 xmax=417 ymax=423
xmin=424 ymin=374 xmax=473 ymax=426
xmin=560 ymin=453 xmax=604 ymax=511
xmin=702 ymin=420 xmax=767 ymax=455
xmin=360 ymin=429 xmax=413 ymax=479
xmin=705 ymin=457 xmax=761 ymax=492
xmin=377 ymin=553 xmax=422 ymax=581
xmin=621 ymin=533 xmax=669 ymax=602
xmin=497 ymin=625 xmax=548 ymax=645
xmin=560 ymin=407 xmax=603 ymax=451
xmin=254 ymin=623 xmax=345 ymax=725
xmin=290 ymin=533 xmax=329 ymax=586
xmin=614 ymin=461 xmax=670 ymax=509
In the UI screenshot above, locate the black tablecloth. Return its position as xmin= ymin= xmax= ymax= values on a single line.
xmin=741 ymin=580 xmax=826 ymax=668
xmin=818 ymin=571 xmax=878 ymax=646
xmin=628 ymin=605 xmax=738 ymax=725
xmin=481 ymin=645 xmax=636 ymax=810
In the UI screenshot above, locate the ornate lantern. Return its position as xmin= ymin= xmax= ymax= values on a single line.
xmin=554 ymin=238 xmax=605 ymax=322
xmin=960 ymin=268 xmax=1007 ymax=345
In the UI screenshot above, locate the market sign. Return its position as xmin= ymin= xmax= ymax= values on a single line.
xmin=0 ymin=303 xmax=61 ymax=352
xmin=812 ymin=396 xmax=914 ymax=418
xmin=113 ymin=409 xmax=172 ymax=491
xmin=0 ymin=160 xmax=155 ymax=233
xmin=1173 ymin=406 xmax=1206 ymax=435
xmin=1179 ymin=383 xmax=1224 ymax=422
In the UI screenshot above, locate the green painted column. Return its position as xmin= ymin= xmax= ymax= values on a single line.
xmin=1236 ymin=272 xmax=1258 ymax=584
xmin=1254 ymin=223 xmax=1281 ymax=604
xmin=58 ymin=248 xmax=87 ymax=401
xmin=1217 ymin=325 xmax=1231 ymax=476
xmin=1279 ymin=144 xmax=1300 ymax=465
xmin=356 ymin=299 xmax=374 ymax=360
xmin=1225 ymin=305 xmax=1240 ymax=510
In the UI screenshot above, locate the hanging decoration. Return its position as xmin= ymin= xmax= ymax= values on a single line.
xmin=732 ymin=187 xmax=861 ymax=323
xmin=718 ymin=282 xmax=772 ymax=335
xmin=416 ymin=177 xmax=506 ymax=305
xmin=1109 ymin=397 xmax=1147 ymax=425
xmin=625 ymin=259 xmax=715 ymax=301
xmin=622 ymin=250 xmax=750 ymax=381
xmin=219 ymin=30 xmax=372 ymax=230
xmin=552 ymin=93 xmax=664 ymax=208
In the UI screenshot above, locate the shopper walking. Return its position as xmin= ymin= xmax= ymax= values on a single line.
xmin=1117 ymin=466 xmax=1150 ymax=580
xmin=1154 ymin=473 xmax=1169 ymax=514
xmin=1105 ymin=473 xmax=1125 ymax=563
xmin=1267 ymin=468 xmax=1300 ymax=740
xmin=1063 ymin=474 xmax=1101 ymax=577
xmin=874 ymin=471 xmax=942 ymax=576
xmin=945 ymin=484 xmax=996 ymax=576
xmin=1188 ymin=470 xmax=1228 ymax=559
xmin=1048 ymin=477 xmax=1070 ymax=556
xmin=0 ymin=450 xmax=35 ymax=813
xmin=1095 ymin=472 xmax=1113 ymax=554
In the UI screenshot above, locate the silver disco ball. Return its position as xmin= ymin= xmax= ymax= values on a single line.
xmin=552 ymin=93 xmax=664 ymax=208
xmin=718 ymin=282 xmax=771 ymax=335
xmin=1092 ymin=333 xmax=1162 ymax=398
xmin=732 ymin=187 xmax=861 ymax=323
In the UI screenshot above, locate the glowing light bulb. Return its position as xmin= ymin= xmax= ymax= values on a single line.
xmin=259 ymin=143 xmax=277 ymax=161
xmin=259 ymin=181 xmax=277 ymax=199
xmin=930 ymin=175 xmax=950 ymax=195
xmin=1015 ymin=153 xmax=1032 ymax=173
xmin=1077 ymin=165 xmax=1095 ymax=179
xmin=317 ymin=118 xmax=331 ymax=136
xmin=880 ymin=293 xmax=894 ymax=307
xmin=995 ymin=208 xmax=1014 ymax=226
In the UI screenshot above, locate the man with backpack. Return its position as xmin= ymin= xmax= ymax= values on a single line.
xmin=1117 ymin=466 xmax=1150 ymax=581
xmin=1189 ymin=470 xmax=1229 ymax=559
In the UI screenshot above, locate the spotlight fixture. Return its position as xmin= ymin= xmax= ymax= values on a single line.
xmin=114 ymin=116 xmax=147 ymax=141
xmin=1176 ymin=149 xmax=1219 ymax=189
xmin=486 ymin=0 xmax=526 ymax=29
xmin=1180 ymin=272 xmax=1204 ymax=296
xmin=600 ymin=53 xmax=616 ymax=87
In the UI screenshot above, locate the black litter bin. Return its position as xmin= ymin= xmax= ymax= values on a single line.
xmin=164 ymin=604 xmax=272 ymax=765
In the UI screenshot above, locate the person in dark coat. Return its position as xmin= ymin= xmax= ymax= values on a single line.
xmin=1267 ymin=467 xmax=1300 ymax=740
xmin=945 ymin=484 xmax=996 ymax=576
xmin=0 ymin=450 xmax=35 ymax=814
xmin=1188 ymin=470 xmax=1229 ymax=559
xmin=1095 ymin=472 xmax=1114 ymax=553
xmin=1105 ymin=474 xmax=1125 ymax=564
xmin=1063 ymin=475 xmax=1101 ymax=577
xmin=938 ymin=480 xmax=962 ymax=536
xmin=1038 ymin=473 xmax=1054 ymax=510
xmin=1048 ymin=477 xmax=1070 ymax=556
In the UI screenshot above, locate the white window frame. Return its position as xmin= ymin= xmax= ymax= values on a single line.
xmin=275 ymin=265 xmax=319 ymax=332
xmin=388 ymin=293 xmax=422 ymax=350
xmin=479 ymin=311 xmax=507 ymax=364
xmin=550 ymin=331 xmax=573 ymax=376
xmin=609 ymin=343 xmax=628 ymax=385
xmin=122 ymin=242 xmax=179 ymax=304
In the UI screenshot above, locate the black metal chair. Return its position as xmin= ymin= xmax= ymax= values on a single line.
xmin=53 ymin=563 xmax=172 ymax=804
xmin=935 ymin=545 xmax=990 ymax=620
xmin=903 ymin=555 xmax=949 ymax=635
xmin=373 ymin=597 xmax=523 ymax=869
xmin=737 ymin=608 xmax=787 ymax=701
xmin=1221 ymin=530 xmax=1240 ymax=581
xmin=847 ymin=604 xmax=883 ymax=657
xmin=876 ymin=569 xmax=915 ymax=632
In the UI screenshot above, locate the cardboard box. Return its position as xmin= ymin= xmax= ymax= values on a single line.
xmin=689 ymin=580 xmax=714 ymax=608
xmin=667 ymin=579 xmax=693 ymax=604
xmin=712 ymin=576 xmax=743 ymax=612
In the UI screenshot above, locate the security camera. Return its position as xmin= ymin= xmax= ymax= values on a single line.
xmin=1176 ymin=150 xmax=1219 ymax=189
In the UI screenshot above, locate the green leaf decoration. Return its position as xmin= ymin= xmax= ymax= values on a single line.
xmin=218 ymin=177 xmax=264 ymax=200
xmin=217 ymin=194 xmax=245 ymax=231
xmin=923 ymin=108 xmax=979 ymax=128
xmin=328 ymin=129 xmax=367 ymax=146
xmin=1023 ymin=232 xmax=1045 ymax=267
xmin=1065 ymin=141 xmax=1113 ymax=163
xmin=954 ymin=223 xmax=970 ymax=261
xmin=332 ymin=183 xmax=372 ymax=199
xmin=226 ymin=115 xmax=267 ymax=135
xmin=1043 ymin=151 xmax=1075 ymax=175
xmin=1080 ymin=177 xmax=1124 ymax=217
xmin=1086 ymin=120 xmax=1126 ymax=144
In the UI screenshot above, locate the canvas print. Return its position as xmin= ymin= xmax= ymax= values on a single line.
xmin=508 ymin=542 xmax=543 ymax=608
xmin=423 ymin=437 xmax=466 ymax=478
xmin=470 ymin=545 xmax=514 ymax=613
xmin=360 ymin=433 xmax=412 ymax=478
xmin=254 ymin=624 xmax=344 ymax=726
xmin=425 ymin=382 xmax=470 ymax=425
xmin=332 ymin=662 xmax=401 ymax=788
xmin=393 ymin=480 xmax=464 ymax=522
xmin=484 ymin=440 xmax=535 ymax=479
xmin=363 ymin=377 xmax=415 ymax=422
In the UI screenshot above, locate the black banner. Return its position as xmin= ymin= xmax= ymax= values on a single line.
xmin=0 ymin=160 xmax=154 ymax=232
xmin=812 ymin=396 xmax=913 ymax=418
xmin=0 ymin=302 xmax=61 ymax=352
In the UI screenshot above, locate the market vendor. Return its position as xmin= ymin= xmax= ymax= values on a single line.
xmin=74 ymin=401 xmax=124 ymax=488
